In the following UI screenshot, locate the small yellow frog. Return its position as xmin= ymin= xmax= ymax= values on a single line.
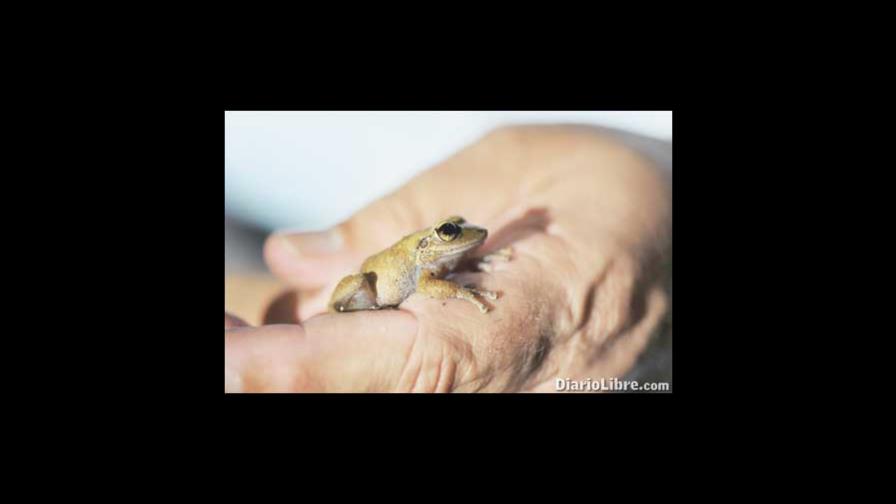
xmin=329 ymin=216 xmax=507 ymax=313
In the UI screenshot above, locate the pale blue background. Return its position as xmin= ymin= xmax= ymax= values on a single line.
xmin=224 ymin=111 xmax=672 ymax=233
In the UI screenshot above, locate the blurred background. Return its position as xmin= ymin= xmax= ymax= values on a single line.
xmin=225 ymin=111 xmax=672 ymax=274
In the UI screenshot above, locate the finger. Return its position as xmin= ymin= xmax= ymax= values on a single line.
xmin=263 ymin=227 xmax=361 ymax=289
xmin=225 ymin=310 xmax=419 ymax=392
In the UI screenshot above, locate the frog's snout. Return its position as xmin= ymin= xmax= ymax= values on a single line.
xmin=473 ymin=227 xmax=487 ymax=245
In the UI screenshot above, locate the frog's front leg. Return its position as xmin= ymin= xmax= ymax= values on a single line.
xmin=329 ymin=272 xmax=378 ymax=312
xmin=416 ymin=274 xmax=496 ymax=313
xmin=477 ymin=247 xmax=513 ymax=272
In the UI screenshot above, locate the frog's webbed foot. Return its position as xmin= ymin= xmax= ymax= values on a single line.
xmin=477 ymin=247 xmax=513 ymax=272
xmin=463 ymin=284 xmax=498 ymax=301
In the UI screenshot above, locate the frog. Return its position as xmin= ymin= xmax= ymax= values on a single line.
xmin=329 ymin=216 xmax=509 ymax=314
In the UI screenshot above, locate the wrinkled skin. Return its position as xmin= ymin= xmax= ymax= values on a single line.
xmin=225 ymin=125 xmax=672 ymax=392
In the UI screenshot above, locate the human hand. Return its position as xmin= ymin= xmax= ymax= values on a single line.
xmin=225 ymin=125 xmax=672 ymax=392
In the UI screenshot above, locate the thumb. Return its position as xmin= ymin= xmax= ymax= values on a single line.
xmin=263 ymin=225 xmax=357 ymax=289
xmin=225 ymin=310 xmax=420 ymax=392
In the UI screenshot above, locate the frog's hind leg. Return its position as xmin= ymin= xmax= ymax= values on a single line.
xmin=329 ymin=272 xmax=378 ymax=312
xmin=417 ymin=275 xmax=495 ymax=313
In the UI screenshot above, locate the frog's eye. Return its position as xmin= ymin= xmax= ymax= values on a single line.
xmin=418 ymin=237 xmax=430 ymax=249
xmin=436 ymin=222 xmax=461 ymax=241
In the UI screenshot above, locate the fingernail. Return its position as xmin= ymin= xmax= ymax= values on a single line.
xmin=276 ymin=228 xmax=344 ymax=258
